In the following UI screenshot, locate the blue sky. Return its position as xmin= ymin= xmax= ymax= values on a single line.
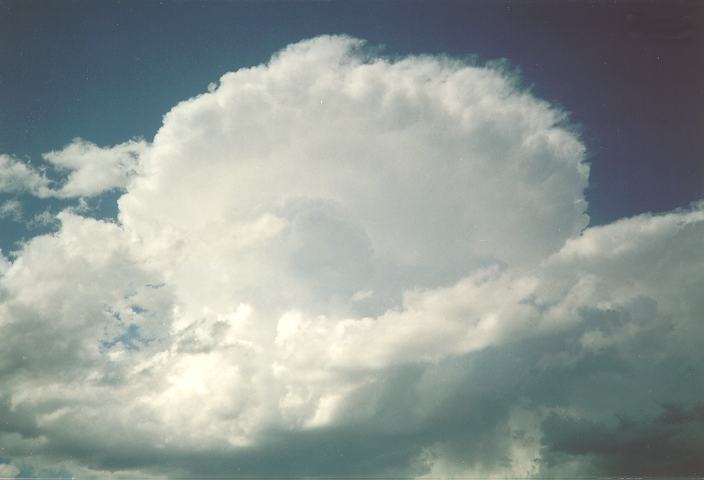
xmin=0 ymin=1 xmax=703 ymax=478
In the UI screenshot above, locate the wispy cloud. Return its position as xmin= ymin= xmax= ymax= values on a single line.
xmin=0 ymin=199 xmax=22 ymax=221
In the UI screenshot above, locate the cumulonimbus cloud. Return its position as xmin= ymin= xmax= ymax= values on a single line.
xmin=0 ymin=36 xmax=701 ymax=478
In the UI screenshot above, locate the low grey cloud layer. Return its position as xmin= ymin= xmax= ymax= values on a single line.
xmin=0 ymin=36 xmax=701 ymax=478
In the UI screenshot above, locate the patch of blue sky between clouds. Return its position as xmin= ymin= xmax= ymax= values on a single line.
xmin=0 ymin=142 xmax=136 ymax=255
xmin=0 ymin=190 xmax=122 ymax=256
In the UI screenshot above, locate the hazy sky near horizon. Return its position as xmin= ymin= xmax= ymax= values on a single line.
xmin=0 ymin=1 xmax=703 ymax=478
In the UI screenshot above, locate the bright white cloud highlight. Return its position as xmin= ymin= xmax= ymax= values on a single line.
xmin=119 ymin=35 xmax=589 ymax=322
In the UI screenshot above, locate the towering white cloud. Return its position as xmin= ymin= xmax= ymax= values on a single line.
xmin=119 ymin=35 xmax=589 ymax=319
xmin=0 ymin=36 xmax=700 ymax=478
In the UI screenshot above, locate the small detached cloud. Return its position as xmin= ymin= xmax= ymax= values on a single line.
xmin=0 ymin=36 xmax=701 ymax=478
xmin=0 ymin=154 xmax=51 ymax=197
xmin=42 ymin=138 xmax=147 ymax=198
xmin=0 ymin=139 xmax=147 ymax=200
xmin=0 ymin=199 xmax=23 ymax=222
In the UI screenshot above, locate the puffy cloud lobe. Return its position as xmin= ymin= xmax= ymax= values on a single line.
xmin=0 ymin=36 xmax=701 ymax=477
xmin=119 ymin=35 xmax=589 ymax=305
xmin=0 ymin=139 xmax=147 ymax=199
xmin=42 ymin=138 xmax=147 ymax=198
xmin=0 ymin=154 xmax=51 ymax=197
